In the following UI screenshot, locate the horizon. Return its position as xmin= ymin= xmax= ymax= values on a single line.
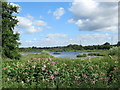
xmin=10 ymin=1 xmax=118 ymax=48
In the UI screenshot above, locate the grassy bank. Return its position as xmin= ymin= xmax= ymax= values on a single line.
xmin=2 ymin=53 xmax=120 ymax=88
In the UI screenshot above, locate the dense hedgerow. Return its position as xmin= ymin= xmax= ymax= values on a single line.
xmin=2 ymin=54 xmax=120 ymax=88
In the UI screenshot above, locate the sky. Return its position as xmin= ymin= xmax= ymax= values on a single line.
xmin=9 ymin=0 xmax=118 ymax=47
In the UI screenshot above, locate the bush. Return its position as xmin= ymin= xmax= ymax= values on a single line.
xmin=41 ymin=50 xmax=50 ymax=55
xmin=88 ymin=52 xmax=107 ymax=56
xmin=76 ymin=54 xmax=87 ymax=57
xmin=108 ymin=47 xmax=120 ymax=56
xmin=53 ymin=52 xmax=61 ymax=54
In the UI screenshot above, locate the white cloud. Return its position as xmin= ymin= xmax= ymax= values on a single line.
xmin=53 ymin=7 xmax=65 ymax=19
xmin=20 ymin=33 xmax=118 ymax=47
xmin=34 ymin=20 xmax=47 ymax=26
xmin=14 ymin=15 xmax=50 ymax=34
xmin=69 ymin=0 xmax=118 ymax=33
xmin=46 ymin=33 xmax=68 ymax=39
xmin=39 ymin=16 xmax=44 ymax=19
xmin=48 ymin=10 xmax=52 ymax=14
xmin=67 ymin=18 xmax=75 ymax=23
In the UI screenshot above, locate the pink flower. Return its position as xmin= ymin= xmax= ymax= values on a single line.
xmin=49 ymin=75 xmax=54 ymax=79
xmin=96 ymin=73 xmax=99 ymax=76
xmin=54 ymin=71 xmax=58 ymax=75
xmin=101 ymin=73 xmax=105 ymax=76
xmin=32 ymin=58 xmax=37 ymax=60
xmin=107 ymin=77 xmax=111 ymax=81
xmin=56 ymin=61 xmax=58 ymax=64
xmin=50 ymin=61 xmax=55 ymax=65
xmin=99 ymin=78 xmax=103 ymax=80
xmin=82 ymin=74 xmax=87 ymax=78
xmin=2 ymin=67 xmax=7 ymax=70
xmin=37 ymin=58 xmax=41 ymax=61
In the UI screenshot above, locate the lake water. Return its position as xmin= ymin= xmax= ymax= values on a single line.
xmin=20 ymin=52 xmax=94 ymax=59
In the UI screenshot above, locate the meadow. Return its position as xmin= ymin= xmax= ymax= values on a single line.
xmin=2 ymin=47 xmax=120 ymax=88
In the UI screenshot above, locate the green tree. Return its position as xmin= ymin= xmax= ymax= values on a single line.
xmin=117 ymin=41 xmax=120 ymax=46
xmin=2 ymin=2 xmax=21 ymax=59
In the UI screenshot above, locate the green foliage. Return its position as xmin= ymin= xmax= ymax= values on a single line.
xmin=53 ymin=52 xmax=61 ymax=54
xmin=108 ymin=47 xmax=120 ymax=56
xmin=76 ymin=54 xmax=87 ymax=57
xmin=2 ymin=2 xmax=21 ymax=59
xmin=41 ymin=50 xmax=50 ymax=56
xmin=2 ymin=54 xmax=120 ymax=88
xmin=88 ymin=52 xmax=107 ymax=56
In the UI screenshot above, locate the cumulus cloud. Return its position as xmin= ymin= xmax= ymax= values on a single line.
xmin=34 ymin=20 xmax=47 ymax=26
xmin=69 ymin=0 xmax=118 ymax=32
xmin=14 ymin=15 xmax=50 ymax=34
xmin=53 ymin=7 xmax=65 ymax=19
xmin=46 ymin=33 xmax=67 ymax=39
xmin=67 ymin=18 xmax=75 ymax=23
xmin=20 ymin=33 xmax=118 ymax=47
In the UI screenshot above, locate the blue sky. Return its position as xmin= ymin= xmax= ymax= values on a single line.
xmin=10 ymin=0 xmax=118 ymax=47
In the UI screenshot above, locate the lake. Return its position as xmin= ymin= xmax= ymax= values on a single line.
xmin=20 ymin=52 xmax=95 ymax=59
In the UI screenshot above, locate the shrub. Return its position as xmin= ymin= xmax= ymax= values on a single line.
xmin=88 ymin=52 xmax=107 ymax=56
xmin=108 ymin=47 xmax=120 ymax=56
xmin=76 ymin=54 xmax=87 ymax=57
xmin=41 ymin=50 xmax=50 ymax=55
xmin=53 ymin=52 xmax=61 ymax=54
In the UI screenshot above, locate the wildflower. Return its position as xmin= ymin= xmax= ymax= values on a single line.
xmin=2 ymin=67 xmax=7 ymax=70
xmin=107 ymin=77 xmax=111 ymax=81
xmin=56 ymin=61 xmax=58 ymax=64
xmin=26 ymin=78 xmax=30 ymax=82
xmin=41 ymin=67 xmax=46 ymax=71
xmin=50 ymin=61 xmax=55 ymax=65
xmin=92 ymin=80 xmax=95 ymax=84
xmin=7 ymin=78 xmax=10 ymax=81
xmin=96 ymin=73 xmax=99 ymax=76
xmin=99 ymin=78 xmax=103 ymax=80
xmin=32 ymin=58 xmax=37 ymax=60
xmin=89 ymin=66 xmax=93 ymax=70
xmin=54 ymin=71 xmax=58 ymax=75
xmin=24 ymin=72 xmax=28 ymax=75
xmin=95 ymin=65 xmax=99 ymax=68
xmin=43 ymin=64 xmax=46 ymax=68
xmin=82 ymin=74 xmax=87 ymax=78
xmin=20 ymin=64 xmax=24 ymax=67
xmin=37 ymin=58 xmax=41 ymax=61
xmin=21 ymin=81 xmax=24 ymax=84
xmin=48 ymin=57 xmax=52 ymax=61
xmin=76 ymin=64 xmax=80 ymax=66
xmin=32 ymin=65 xmax=36 ymax=68
xmin=49 ymin=75 xmax=54 ymax=79
xmin=46 ymin=79 xmax=49 ymax=82
xmin=101 ymin=73 xmax=105 ymax=76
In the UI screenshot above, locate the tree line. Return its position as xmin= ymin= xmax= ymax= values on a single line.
xmin=19 ymin=42 xmax=120 ymax=52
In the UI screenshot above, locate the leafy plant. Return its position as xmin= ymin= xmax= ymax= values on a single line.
xmin=76 ymin=54 xmax=87 ymax=57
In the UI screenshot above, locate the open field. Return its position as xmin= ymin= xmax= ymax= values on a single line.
xmin=2 ymin=52 xmax=120 ymax=88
